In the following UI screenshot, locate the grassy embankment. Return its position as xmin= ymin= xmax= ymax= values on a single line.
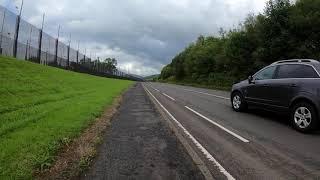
xmin=0 ymin=56 xmax=133 ymax=179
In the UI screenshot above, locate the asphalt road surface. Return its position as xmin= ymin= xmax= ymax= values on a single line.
xmin=143 ymin=82 xmax=320 ymax=179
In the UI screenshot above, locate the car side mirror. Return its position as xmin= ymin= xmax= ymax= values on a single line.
xmin=248 ymin=75 xmax=254 ymax=84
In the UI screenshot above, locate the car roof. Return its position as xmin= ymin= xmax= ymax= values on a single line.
xmin=271 ymin=59 xmax=320 ymax=66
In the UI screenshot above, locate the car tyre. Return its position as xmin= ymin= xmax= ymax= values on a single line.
xmin=291 ymin=102 xmax=319 ymax=133
xmin=231 ymin=92 xmax=247 ymax=112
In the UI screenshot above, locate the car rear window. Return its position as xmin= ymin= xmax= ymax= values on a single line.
xmin=276 ymin=64 xmax=319 ymax=79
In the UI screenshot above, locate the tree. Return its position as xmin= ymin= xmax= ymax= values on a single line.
xmin=103 ymin=58 xmax=117 ymax=73
xmin=159 ymin=0 xmax=320 ymax=88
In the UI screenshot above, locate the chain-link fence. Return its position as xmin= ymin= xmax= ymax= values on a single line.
xmin=0 ymin=5 xmax=141 ymax=81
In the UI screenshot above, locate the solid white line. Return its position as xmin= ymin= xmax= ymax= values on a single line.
xmin=185 ymin=106 xmax=249 ymax=143
xmin=183 ymin=89 xmax=230 ymax=100
xmin=162 ymin=93 xmax=176 ymax=101
xmin=143 ymin=86 xmax=235 ymax=180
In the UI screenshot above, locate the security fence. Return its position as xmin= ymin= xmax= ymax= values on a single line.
xmin=0 ymin=5 xmax=141 ymax=81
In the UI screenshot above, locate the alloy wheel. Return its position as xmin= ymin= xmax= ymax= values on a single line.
xmin=233 ymin=95 xmax=241 ymax=110
xmin=294 ymin=107 xmax=312 ymax=129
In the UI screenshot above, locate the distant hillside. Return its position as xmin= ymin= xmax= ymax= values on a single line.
xmin=144 ymin=74 xmax=160 ymax=80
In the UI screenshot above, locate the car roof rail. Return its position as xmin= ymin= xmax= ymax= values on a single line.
xmin=271 ymin=59 xmax=319 ymax=65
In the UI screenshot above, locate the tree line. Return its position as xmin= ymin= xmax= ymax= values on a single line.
xmin=159 ymin=0 xmax=320 ymax=89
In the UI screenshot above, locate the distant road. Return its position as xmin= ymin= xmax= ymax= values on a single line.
xmin=143 ymin=82 xmax=320 ymax=179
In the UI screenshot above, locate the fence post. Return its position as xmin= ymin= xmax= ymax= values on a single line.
xmin=54 ymin=38 xmax=58 ymax=65
xmin=76 ymin=50 xmax=79 ymax=64
xmin=13 ymin=0 xmax=24 ymax=58
xmin=13 ymin=15 xmax=21 ymax=58
xmin=54 ymin=26 xmax=60 ymax=66
xmin=37 ymin=14 xmax=45 ymax=64
xmin=67 ymin=34 xmax=71 ymax=68
xmin=67 ymin=45 xmax=70 ymax=68
xmin=37 ymin=29 xmax=43 ymax=64
xmin=0 ymin=10 xmax=6 ymax=55
xmin=76 ymin=41 xmax=79 ymax=64
xmin=45 ymin=51 xmax=48 ymax=65
xmin=24 ymin=40 xmax=28 ymax=60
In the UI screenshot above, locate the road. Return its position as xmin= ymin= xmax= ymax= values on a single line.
xmin=143 ymin=82 xmax=320 ymax=179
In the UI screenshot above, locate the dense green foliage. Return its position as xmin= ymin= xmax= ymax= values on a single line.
xmin=160 ymin=0 xmax=320 ymax=89
xmin=0 ymin=56 xmax=133 ymax=179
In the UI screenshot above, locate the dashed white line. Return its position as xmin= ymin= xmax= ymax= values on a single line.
xmin=183 ymin=89 xmax=230 ymax=100
xmin=147 ymin=84 xmax=160 ymax=92
xmin=150 ymin=86 xmax=160 ymax=92
xmin=143 ymin=86 xmax=235 ymax=180
xmin=185 ymin=106 xmax=249 ymax=143
xmin=162 ymin=93 xmax=176 ymax=101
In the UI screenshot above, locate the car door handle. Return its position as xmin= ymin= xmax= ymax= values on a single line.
xmin=290 ymin=84 xmax=297 ymax=87
xmin=262 ymin=84 xmax=269 ymax=87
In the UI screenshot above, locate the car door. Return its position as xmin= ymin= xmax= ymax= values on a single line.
xmin=245 ymin=65 xmax=277 ymax=107
xmin=270 ymin=64 xmax=319 ymax=109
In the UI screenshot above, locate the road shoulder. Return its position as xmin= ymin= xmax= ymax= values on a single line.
xmin=81 ymin=83 xmax=204 ymax=180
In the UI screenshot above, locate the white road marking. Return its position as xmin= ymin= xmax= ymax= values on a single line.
xmin=185 ymin=106 xmax=249 ymax=143
xmin=143 ymin=86 xmax=235 ymax=180
xmin=162 ymin=93 xmax=176 ymax=101
xmin=183 ymin=89 xmax=230 ymax=100
xmin=147 ymin=84 xmax=160 ymax=92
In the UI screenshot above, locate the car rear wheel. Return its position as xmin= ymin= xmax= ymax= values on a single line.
xmin=291 ymin=102 xmax=318 ymax=133
xmin=231 ymin=92 xmax=247 ymax=112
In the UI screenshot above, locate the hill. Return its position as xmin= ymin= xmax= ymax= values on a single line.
xmin=0 ymin=56 xmax=133 ymax=178
xmin=144 ymin=74 xmax=160 ymax=81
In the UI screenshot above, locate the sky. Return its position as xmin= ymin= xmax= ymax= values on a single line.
xmin=1 ymin=0 xmax=268 ymax=76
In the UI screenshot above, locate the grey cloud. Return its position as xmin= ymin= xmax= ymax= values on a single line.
xmin=2 ymin=0 xmax=268 ymax=76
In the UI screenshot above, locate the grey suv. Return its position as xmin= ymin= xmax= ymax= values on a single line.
xmin=231 ymin=59 xmax=320 ymax=133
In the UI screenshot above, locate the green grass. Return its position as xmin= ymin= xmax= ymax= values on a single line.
xmin=0 ymin=56 xmax=133 ymax=179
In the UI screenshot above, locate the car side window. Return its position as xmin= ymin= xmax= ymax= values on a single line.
xmin=276 ymin=64 xmax=319 ymax=79
xmin=254 ymin=66 xmax=277 ymax=80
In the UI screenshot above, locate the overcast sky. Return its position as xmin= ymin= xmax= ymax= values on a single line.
xmin=1 ymin=0 xmax=268 ymax=76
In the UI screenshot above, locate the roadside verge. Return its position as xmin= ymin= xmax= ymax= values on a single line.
xmin=35 ymin=85 xmax=132 ymax=179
